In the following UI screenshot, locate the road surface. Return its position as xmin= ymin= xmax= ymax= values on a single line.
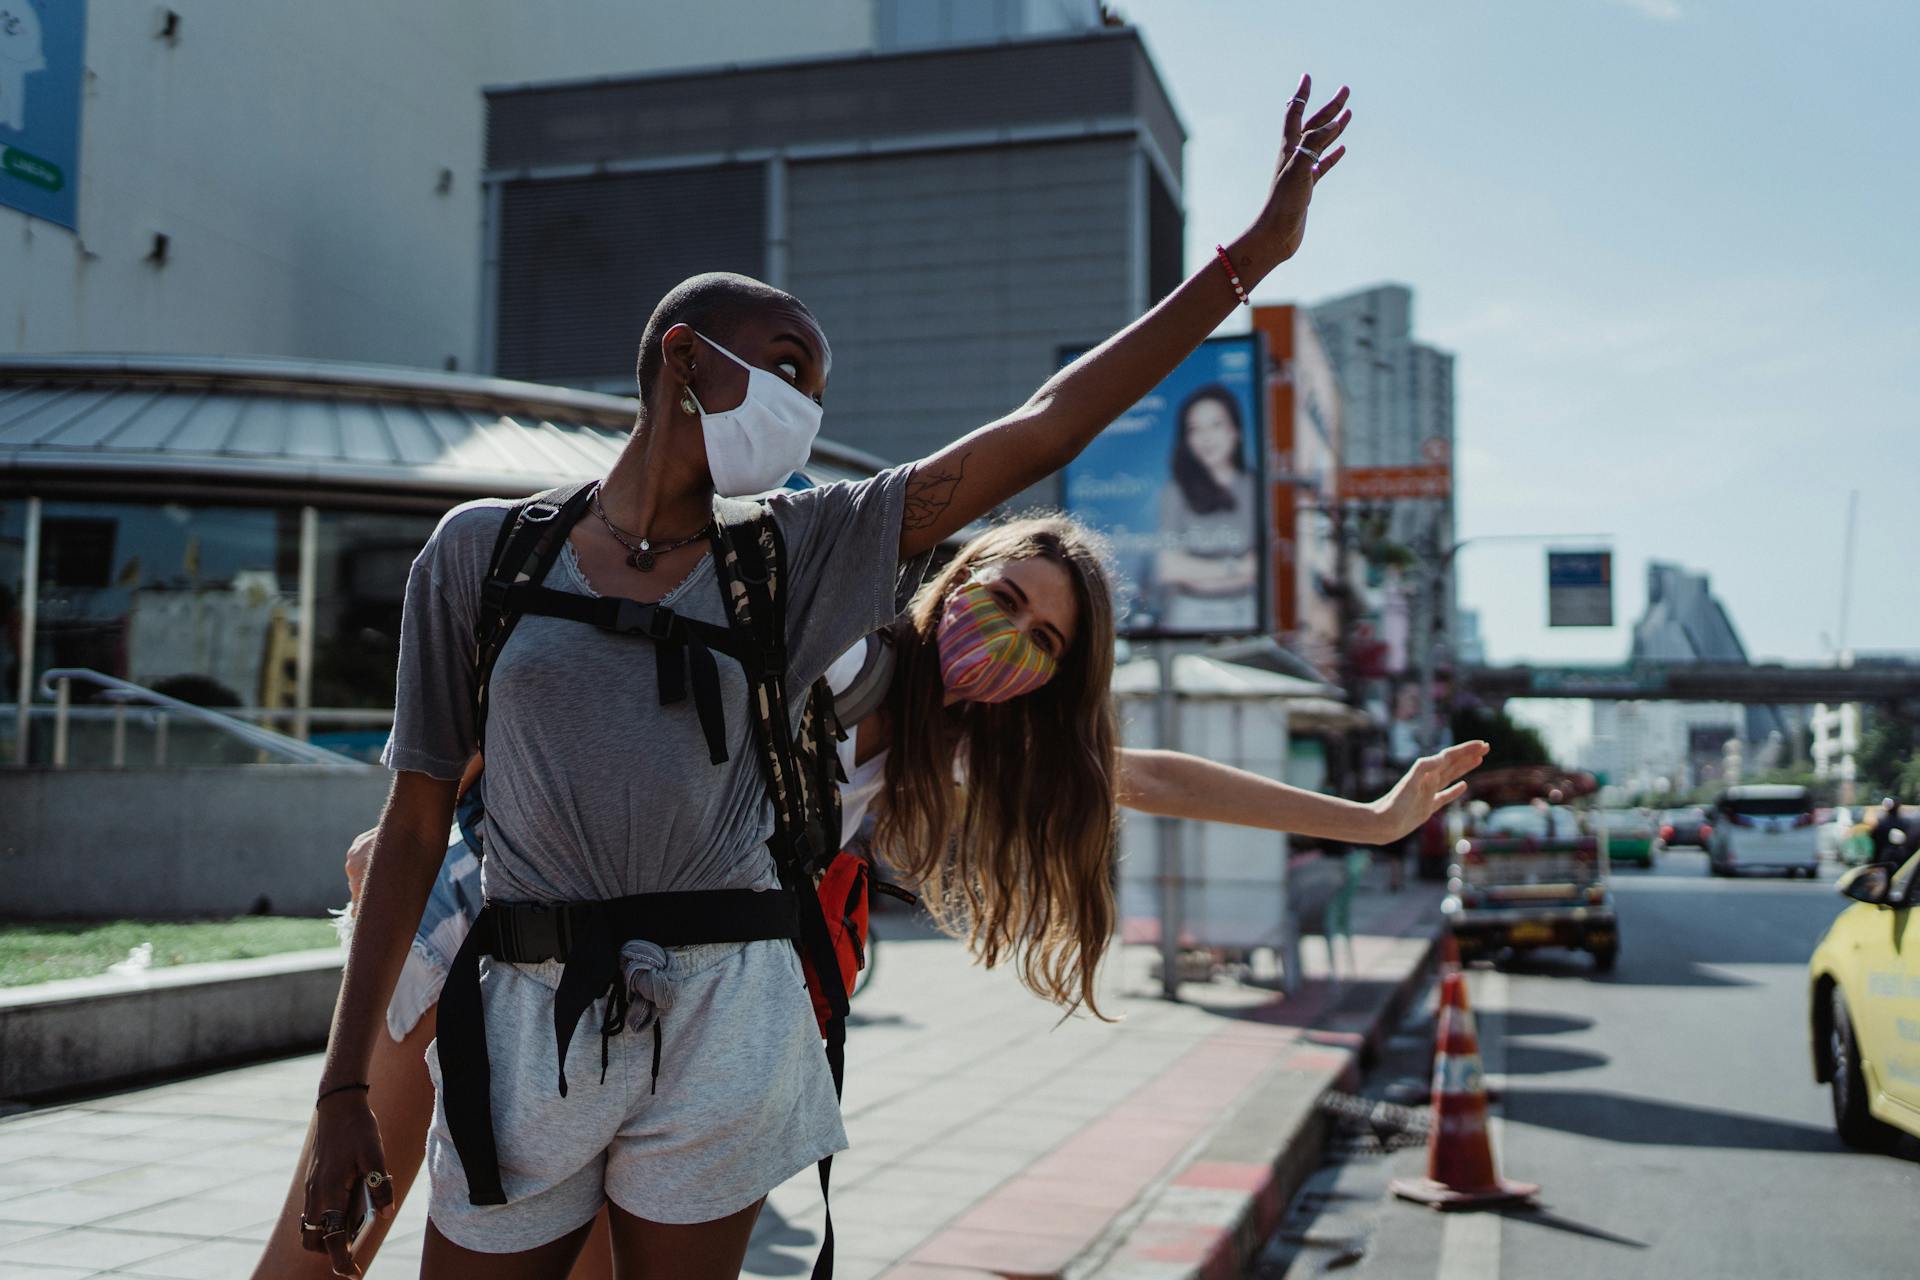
xmin=1263 ymin=849 xmax=1920 ymax=1280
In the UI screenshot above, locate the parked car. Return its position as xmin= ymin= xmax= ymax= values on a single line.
xmin=1809 ymin=853 xmax=1920 ymax=1147
xmin=1660 ymin=806 xmax=1712 ymax=850
xmin=1445 ymin=804 xmax=1618 ymax=972
xmin=1593 ymin=808 xmax=1659 ymax=869
xmin=1709 ymin=784 xmax=1820 ymax=878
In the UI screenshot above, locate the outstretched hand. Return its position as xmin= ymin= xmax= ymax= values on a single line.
xmin=1245 ymin=74 xmax=1352 ymax=269
xmin=1372 ymin=741 xmax=1490 ymax=845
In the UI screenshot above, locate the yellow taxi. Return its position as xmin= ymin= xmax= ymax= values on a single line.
xmin=1809 ymin=851 xmax=1920 ymax=1147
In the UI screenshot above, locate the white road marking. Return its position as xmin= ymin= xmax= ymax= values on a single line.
xmin=1435 ymin=968 xmax=1509 ymax=1280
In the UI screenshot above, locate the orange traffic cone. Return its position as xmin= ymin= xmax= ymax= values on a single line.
xmin=1390 ymin=971 xmax=1539 ymax=1210
xmin=1438 ymin=929 xmax=1462 ymax=974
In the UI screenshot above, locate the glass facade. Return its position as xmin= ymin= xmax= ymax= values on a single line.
xmin=34 ymin=500 xmax=301 ymax=708
xmin=308 ymin=509 xmax=440 ymax=760
xmin=4 ymin=497 xmax=440 ymax=765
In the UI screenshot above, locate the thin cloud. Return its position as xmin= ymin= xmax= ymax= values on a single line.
xmin=1610 ymin=0 xmax=1683 ymax=19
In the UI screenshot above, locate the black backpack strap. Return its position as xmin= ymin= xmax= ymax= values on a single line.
xmin=709 ymin=498 xmax=814 ymax=864
xmin=709 ymin=496 xmax=851 ymax=1280
xmin=472 ymin=481 xmax=597 ymax=749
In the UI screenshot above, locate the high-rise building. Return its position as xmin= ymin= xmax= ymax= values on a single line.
xmin=1308 ymin=284 xmax=1455 ymax=557
xmin=1308 ymin=284 xmax=1456 ymax=754
xmin=1633 ymin=561 xmax=1787 ymax=746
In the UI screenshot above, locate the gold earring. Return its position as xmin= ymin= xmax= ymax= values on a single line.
xmin=680 ymin=386 xmax=699 ymax=416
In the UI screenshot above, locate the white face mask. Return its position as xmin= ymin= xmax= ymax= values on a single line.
xmin=687 ymin=331 xmax=824 ymax=496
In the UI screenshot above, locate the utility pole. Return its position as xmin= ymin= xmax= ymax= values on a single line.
xmin=1414 ymin=523 xmax=1443 ymax=755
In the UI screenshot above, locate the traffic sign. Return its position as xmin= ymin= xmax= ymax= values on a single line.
xmin=1547 ymin=550 xmax=1612 ymax=627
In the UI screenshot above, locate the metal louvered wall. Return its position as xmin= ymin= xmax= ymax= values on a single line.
xmin=484 ymin=33 xmax=1180 ymax=176
xmin=785 ymin=139 xmax=1136 ymax=472
xmin=1148 ymin=165 xmax=1185 ymax=308
xmin=482 ymin=30 xmax=1184 ymax=474
xmin=493 ymin=167 xmax=766 ymax=388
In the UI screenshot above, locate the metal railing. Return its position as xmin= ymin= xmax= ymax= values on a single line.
xmin=32 ymin=669 xmax=371 ymax=769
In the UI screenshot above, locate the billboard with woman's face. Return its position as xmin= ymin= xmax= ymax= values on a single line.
xmin=1061 ymin=335 xmax=1266 ymax=638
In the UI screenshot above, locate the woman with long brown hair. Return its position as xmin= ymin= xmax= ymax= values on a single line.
xmin=260 ymin=511 xmax=1485 ymax=1279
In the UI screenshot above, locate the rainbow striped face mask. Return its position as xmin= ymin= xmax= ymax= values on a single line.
xmin=935 ymin=580 xmax=1059 ymax=704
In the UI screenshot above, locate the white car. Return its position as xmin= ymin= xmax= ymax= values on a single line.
xmin=1709 ymin=784 xmax=1820 ymax=879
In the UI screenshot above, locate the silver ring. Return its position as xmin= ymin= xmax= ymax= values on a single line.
xmin=1290 ymin=96 xmax=1308 ymax=108
xmin=1297 ymin=145 xmax=1321 ymax=161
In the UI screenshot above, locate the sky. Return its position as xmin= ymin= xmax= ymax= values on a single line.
xmin=1118 ymin=0 xmax=1918 ymax=666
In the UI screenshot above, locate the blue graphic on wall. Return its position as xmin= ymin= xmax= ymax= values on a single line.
xmin=0 ymin=0 xmax=85 ymax=229
xmin=1062 ymin=335 xmax=1266 ymax=638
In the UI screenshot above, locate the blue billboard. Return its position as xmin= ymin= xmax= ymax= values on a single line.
xmin=1062 ymin=335 xmax=1267 ymax=638
xmin=0 ymin=0 xmax=84 ymax=230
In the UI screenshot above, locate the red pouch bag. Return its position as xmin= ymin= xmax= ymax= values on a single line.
xmin=802 ymin=850 xmax=871 ymax=1036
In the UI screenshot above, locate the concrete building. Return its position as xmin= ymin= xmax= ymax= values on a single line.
xmin=4 ymin=0 xmax=1170 ymax=495
xmin=1308 ymin=284 xmax=1456 ymax=553
xmin=3 ymin=0 xmax=889 ymax=369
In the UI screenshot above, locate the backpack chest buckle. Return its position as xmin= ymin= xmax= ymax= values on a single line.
xmin=614 ymin=599 xmax=678 ymax=641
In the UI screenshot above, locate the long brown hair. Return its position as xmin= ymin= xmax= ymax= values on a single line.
xmin=873 ymin=515 xmax=1121 ymax=1019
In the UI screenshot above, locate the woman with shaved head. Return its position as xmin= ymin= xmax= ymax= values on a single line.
xmin=296 ymin=76 xmax=1355 ymax=1280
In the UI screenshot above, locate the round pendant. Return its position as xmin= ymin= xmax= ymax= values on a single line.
xmin=629 ymin=547 xmax=656 ymax=573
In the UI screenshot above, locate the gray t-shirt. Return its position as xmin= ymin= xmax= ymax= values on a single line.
xmin=383 ymin=469 xmax=910 ymax=904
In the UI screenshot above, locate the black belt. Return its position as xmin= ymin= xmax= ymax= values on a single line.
xmin=438 ymin=888 xmax=801 ymax=1206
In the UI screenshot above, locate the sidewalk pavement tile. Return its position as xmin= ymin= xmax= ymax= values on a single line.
xmin=109 ymin=1236 xmax=263 ymax=1279
xmin=98 ymin=1193 xmax=279 ymax=1237
xmin=0 ymin=882 xmax=1438 ymax=1280
xmin=0 ymin=1157 xmax=129 ymax=1195
xmin=0 ymin=1187 xmax=179 ymax=1226
xmin=1 ymin=1225 xmax=188 ymax=1271
xmin=0 ymin=1219 xmax=60 ymax=1246
xmin=912 ymin=1223 xmax=1085 ymax=1275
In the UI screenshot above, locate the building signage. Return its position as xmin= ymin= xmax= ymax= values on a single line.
xmin=1547 ymin=550 xmax=1614 ymax=627
xmin=1062 ymin=335 xmax=1267 ymax=638
xmin=1340 ymin=464 xmax=1451 ymax=501
xmin=0 ymin=0 xmax=84 ymax=229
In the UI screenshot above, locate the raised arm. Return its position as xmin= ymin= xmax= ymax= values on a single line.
xmin=897 ymin=76 xmax=1352 ymax=557
xmin=1117 ymin=740 xmax=1489 ymax=846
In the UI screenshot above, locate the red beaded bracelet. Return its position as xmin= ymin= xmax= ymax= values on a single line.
xmin=1214 ymin=244 xmax=1249 ymax=307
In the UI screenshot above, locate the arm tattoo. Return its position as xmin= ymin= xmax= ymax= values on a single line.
xmin=903 ymin=453 xmax=968 ymax=532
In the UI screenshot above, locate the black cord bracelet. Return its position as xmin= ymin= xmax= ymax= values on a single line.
xmin=316 ymin=1081 xmax=370 ymax=1106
